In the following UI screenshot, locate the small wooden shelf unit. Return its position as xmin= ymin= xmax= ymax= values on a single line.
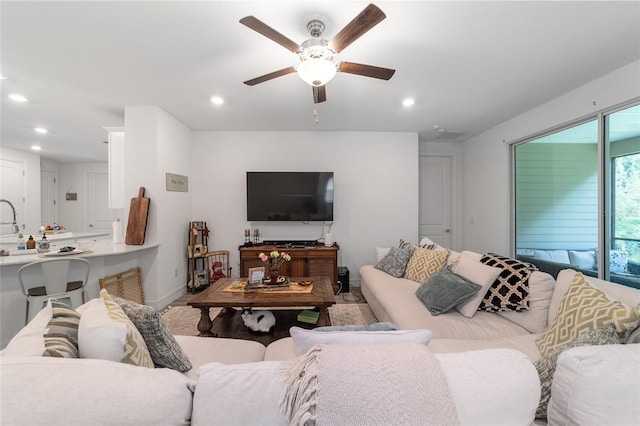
xmin=239 ymin=244 xmax=339 ymax=294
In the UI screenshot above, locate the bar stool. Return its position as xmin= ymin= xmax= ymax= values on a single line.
xmin=18 ymin=258 xmax=90 ymax=324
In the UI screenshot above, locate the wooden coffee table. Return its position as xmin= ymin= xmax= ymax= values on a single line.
xmin=187 ymin=276 xmax=336 ymax=337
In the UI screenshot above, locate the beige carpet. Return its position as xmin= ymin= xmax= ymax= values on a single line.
xmin=162 ymin=304 xmax=378 ymax=336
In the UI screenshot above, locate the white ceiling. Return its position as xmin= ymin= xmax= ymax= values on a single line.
xmin=2 ymin=1 xmax=639 ymax=163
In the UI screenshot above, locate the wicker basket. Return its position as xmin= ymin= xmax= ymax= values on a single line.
xmin=99 ymin=267 xmax=145 ymax=305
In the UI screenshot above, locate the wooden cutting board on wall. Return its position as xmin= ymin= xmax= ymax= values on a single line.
xmin=125 ymin=187 xmax=150 ymax=245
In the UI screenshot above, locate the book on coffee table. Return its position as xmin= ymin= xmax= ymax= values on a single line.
xmin=243 ymin=277 xmax=290 ymax=292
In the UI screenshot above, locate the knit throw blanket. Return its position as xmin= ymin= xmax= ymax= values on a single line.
xmin=280 ymin=343 xmax=459 ymax=426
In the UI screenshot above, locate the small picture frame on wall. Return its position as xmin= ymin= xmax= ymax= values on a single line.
xmin=248 ymin=267 xmax=265 ymax=284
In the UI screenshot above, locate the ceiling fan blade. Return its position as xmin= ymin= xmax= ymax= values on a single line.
xmin=338 ymin=62 xmax=395 ymax=80
xmin=313 ymin=85 xmax=327 ymax=103
xmin=329 ymin=3 xmax=386 ymax=53
xmin=240 ymin=16 xmax=301 ymax=53
xmin=243 ymin=66 xmax=296 ymax=86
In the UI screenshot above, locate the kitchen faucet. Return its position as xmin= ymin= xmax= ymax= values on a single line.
xmin=0 ymin=199 xmax=20 ymax=234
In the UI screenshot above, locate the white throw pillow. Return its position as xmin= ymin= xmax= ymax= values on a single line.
xmin=77 ymin=298 xmax=127 ymax=362
xmin=1 ymin=299 xmax=53 ymax=357
xmin=289 ymin=327 xmax=432 ymax=356
xmin=568 ymin=250 xmax=596 ymax=270
xmin=453 ymin=251 xmax=502 ymax=318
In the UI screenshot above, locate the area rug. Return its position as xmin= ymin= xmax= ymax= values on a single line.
xmin=162 ymin=304 xmax=378 ymax=336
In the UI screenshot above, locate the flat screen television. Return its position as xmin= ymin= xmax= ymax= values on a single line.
xmin=246 ymin=172 xmax=334 ymax=221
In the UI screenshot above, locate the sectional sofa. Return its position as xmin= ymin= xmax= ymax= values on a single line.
xmin=361 ymin=243 xmax=640 ymax=424
xmin=2 ymin=243 xmax=639 ymax=425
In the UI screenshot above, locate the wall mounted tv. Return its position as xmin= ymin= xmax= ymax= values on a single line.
xmin=246 ymin=172 xmax=334 ymax=221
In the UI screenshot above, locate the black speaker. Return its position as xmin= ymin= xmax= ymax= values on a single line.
xmin=337 ymin=267 xmax=350 ymax=293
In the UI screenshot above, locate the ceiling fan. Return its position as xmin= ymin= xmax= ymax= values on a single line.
xmin=240 ymin=3 xmax=395 ymax=103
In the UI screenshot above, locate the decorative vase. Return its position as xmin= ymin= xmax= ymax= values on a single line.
xmin=269 ymin=268 xmax=279 ymax=283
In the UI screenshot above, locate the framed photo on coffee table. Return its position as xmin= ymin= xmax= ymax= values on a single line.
xmin=248 ymin=267 xmax=265 ymax=284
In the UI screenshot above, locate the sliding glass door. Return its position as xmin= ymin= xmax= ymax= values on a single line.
xmin=513 ymin=102 xmax=640 ymax=288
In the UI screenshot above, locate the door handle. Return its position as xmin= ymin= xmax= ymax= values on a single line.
xmin=444 ymin=229 xmax=450 ymax=233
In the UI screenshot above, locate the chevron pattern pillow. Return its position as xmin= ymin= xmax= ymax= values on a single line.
xmin=404 ymin=247 xmax=450 ymax=283
xmin=100 ymin=289 xmax=154 ymax=368
xmin=536 ymin=273 xmax=639 ymax=356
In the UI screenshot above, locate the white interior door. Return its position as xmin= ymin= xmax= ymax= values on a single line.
xmin=419 ymin=155 xmax=452 ymax=248
xmin=86 ymin=172 xmax=112 ymax=233
xmin=0 ymin=159 xmax=25 ymax=234
xmin=40 ymin=169 xmax=57 ymax=227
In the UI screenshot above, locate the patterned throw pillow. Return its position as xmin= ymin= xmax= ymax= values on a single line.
xmin=100 ymin=289 xmax=154 ymax=368
xmin=534 ymin=325 xmax=620 ymax=419
xmin=415 ymin=266 xmax=481 ymax=315
xmin=113 ymin=296 xmax=192 ymax=371
xmin=478 ymin=253 xmax=538 ymax=312
xmin=536 ymin=273 xmax=639 ymax=356
xmin=404 ymin=247 xmax=450 ymax=283
xmin=374 ymin=246 xmax=413 ymax=278
xmin=624 ymin=325 xmax=640 ymax=344
xmin=398 ymin=239 xmax=437 ymax=251
xmin=43 ymin=299 xmax=81 ymax=358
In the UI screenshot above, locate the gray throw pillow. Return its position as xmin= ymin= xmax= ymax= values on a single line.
xmin=314 ymin=322 xmax=399 ymax=332
xmin=534 ymin=324 xmax=621 ymax=419
xmin=113 ymin=296 xmax=192 ymax=372
xmin=415 ymin=266 xmax=481 ymax=315
xmin=374 ymin=246 xmax=413 ymax=277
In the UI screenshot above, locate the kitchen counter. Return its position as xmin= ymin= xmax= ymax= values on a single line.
xmin=1 ymin=240 xmax=159 ymax=348
xmin=0 ymin=231 xmax=110 ymax=250
xmin=0 ymin=238 xmax=149 ymax=266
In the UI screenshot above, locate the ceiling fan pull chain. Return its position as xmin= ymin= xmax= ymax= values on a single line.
xmin=313 ymin=109 xmax=319 ymax=125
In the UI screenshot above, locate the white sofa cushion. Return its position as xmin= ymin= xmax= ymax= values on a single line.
xmin=1 ymin=299 xmax=53 ymax=357
xmin=436 ymin=349 xmax=540 ymax=425
xmin=0 ymin=356 xmax=194 ymax=425
xmin=428 ymin=334 xmax=542 ymax=362
xmin=497 ymin=270 xmax=555 ymax=334
xmin=174 ymin=335 xmax=266 ymax=380
xmin=193 ymin=348 xmax=540 ymax=426
xmin=547 ymin=344 xmax=640 ymax=426
xmin=289 ymin=326 xmax=432 ymax=356
xmin=192 ymin=361 xmax=286 ymax=426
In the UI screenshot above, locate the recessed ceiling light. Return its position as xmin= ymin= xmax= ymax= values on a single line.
xmin=9 ymin=93 xmax=27 ymax=102
xmin=210 ymin=96 xmax=224 ymax=105
xmin=35 ymin=127 xmax=48 ymax=134
xmin=31 ymin=145 xmax=42 ymax=151
xmin=402 ymin=98 xmax=415 ymax=107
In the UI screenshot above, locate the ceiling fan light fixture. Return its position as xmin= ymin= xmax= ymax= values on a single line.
xmin=296 ymin=58 xmax=337 ymax=87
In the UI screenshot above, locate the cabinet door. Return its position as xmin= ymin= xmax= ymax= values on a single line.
xmin=288 ymin=259 xmax=307 ymax=277
xmin=242 ymin=259 xmax=264 ymax=277
xmin=307 ymin=259 xmax=334 ymax=280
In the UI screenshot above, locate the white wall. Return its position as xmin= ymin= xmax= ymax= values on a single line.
xmin=124 ymin=106 xmax=193 ymax=306
xmin=462 ymin=59 xmax=640 ymax=255
xmin=191 ymin=131 xmax=419 ymax=286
